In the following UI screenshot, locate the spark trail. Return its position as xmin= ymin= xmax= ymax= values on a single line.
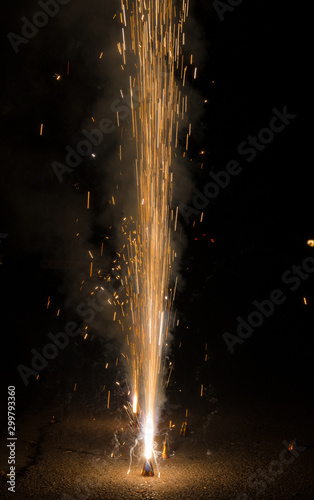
xmin=118 ymin=0 xmax=192 ymax=459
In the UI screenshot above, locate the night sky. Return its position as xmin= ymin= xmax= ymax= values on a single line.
xmin=1 ymin=0 xmax=309 ymax=420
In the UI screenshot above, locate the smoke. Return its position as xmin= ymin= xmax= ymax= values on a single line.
xmin=55 ymin=0 xmax=208 ymax=418
xmin=2 ymin=0 xmax=207 ymax=426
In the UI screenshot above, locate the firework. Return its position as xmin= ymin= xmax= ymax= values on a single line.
xmin=117 ymin=0 xmax=193 ymax=465
xmin=141 ymin=459 xmax=154 ymax=477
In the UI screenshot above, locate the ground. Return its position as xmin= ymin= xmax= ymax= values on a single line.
xmin=1 ymin=386 xmax=314 ymax=500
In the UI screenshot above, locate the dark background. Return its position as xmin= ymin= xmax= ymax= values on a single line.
xmin=0 ymin=0 xmax=310 ymax=428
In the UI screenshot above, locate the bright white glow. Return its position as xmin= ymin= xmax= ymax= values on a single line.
xmin=133 ymin=392 xmax=138 ymax=413
xmin=144 ymin=412 xmax=154 ymax=459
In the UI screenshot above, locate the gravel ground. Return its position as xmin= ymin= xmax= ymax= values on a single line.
xmin=1 ymin=390 xmax=314 ymax=500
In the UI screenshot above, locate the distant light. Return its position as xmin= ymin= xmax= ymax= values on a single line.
xmin=307 ymin=239 xmax=314 ymax=247
xmin=303 ymin=297 xmax=307 ymax=305
xmin=91 ymin=153 xmax=96 ymax=158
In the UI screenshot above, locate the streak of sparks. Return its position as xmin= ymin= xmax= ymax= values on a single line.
xmin=116 ymin=0 xmax=193 ymax=462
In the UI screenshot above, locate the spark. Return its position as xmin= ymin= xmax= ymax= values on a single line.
xmin=117 ymin=0 xmax=191 ymax=464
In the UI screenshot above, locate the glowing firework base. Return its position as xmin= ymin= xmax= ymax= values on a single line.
xmin=141 ymin=459 xmax=154 ymax=477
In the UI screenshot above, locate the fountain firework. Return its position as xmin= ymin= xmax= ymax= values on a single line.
xmin=117 ymin=0 xmax=193 ymax=464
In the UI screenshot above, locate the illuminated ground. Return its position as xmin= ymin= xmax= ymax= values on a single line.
xmin=1 ymin=389 xmax=314 ymax=500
